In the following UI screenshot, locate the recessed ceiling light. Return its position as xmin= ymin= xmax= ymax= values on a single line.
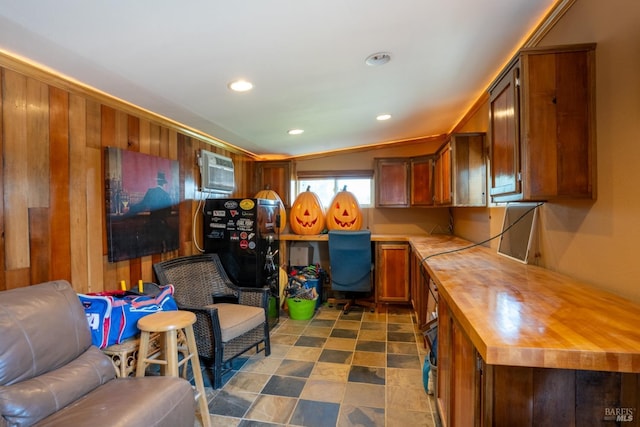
xmin=376 ymin=114 xmax=392 ymax=121
xmin=228 ymin=79 xmax=253 ymax=92
xmin=365 ymin=52 xmax=391 ymax=66
xmin=288 ymin=129 xmax=304 ymax=135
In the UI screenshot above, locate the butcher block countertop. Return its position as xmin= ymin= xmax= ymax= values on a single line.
xmin=410 ymin=235 xmax=640 ymax=373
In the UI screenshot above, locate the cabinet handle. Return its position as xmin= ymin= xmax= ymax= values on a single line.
xmin=552 ymin=96 xmax=557 ymax=104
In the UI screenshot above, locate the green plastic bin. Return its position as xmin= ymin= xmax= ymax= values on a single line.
xmin=287 ymin=297 xmax=316 ymax=320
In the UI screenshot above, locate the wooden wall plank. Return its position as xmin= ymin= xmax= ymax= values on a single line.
xmin=149 ymin=122 xmax=160 ymax=156
xmin=101 ymin=106 xmax=116 ymax=256
xmin=103 ymin=255 xmax=117 ymax=291
xmin=159 ymin=126 xmax=169 ymax=158
xmin=3 ymin=69 xmax=30 ymax=270
xmin=26 ymin=78 xmax=50 ymax=208
xmin=69 ymin=94 xmax=89 ymax=293
xmin=141 ymin=255 xmax=153 ymax=283
xmin=169 ymin=129 xmax=178 ymax=161
xmin=128 ymin=257 xmax=142 ymax=286
xmin=115 ymin=260 xmax=130 ymax=291
xmin=115 ymin=110 xmax=128 ymax=150
xmin=4 ymin=268 xmax=30 ymax=290
xmin=139 ymin=118 xmax=151 ymax=154
xmin=0 ymin=68 xmax=6 ymax=289
xmin=127 ymin=115 xmax=140 ymax=152
xmin=49 ymin=86 xmax=71 ymax=281
xmin=28 ymin=207 xmax=50 ymax=284
xmin=85 ymin=100 xmax=101 ymax=149
xmin=86 ymin=147 xmax=104 ymax=292
xmin=178 ymin=135 xmax=195 ymax=255
xmin=101 ymin=105 xmax=116 ymax=148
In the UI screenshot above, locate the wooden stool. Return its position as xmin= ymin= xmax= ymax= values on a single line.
xmin=136 ymin=311 xmax=210 ymax=427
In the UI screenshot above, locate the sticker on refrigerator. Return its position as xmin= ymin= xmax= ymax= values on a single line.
xmin=224 ymin=200 xmax=239 ymax=209
xmin=236 ymin=218 xmax=254 ymax=231
xmin=240 ymin=199 xmax=255 ymax=210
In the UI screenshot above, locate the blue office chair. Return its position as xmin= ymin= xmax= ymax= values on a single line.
xmin=328 ymin=230 xmax=376 ymax=313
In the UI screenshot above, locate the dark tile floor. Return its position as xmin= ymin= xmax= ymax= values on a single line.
xmin=196 ymin=304 xmax=437 ymax=427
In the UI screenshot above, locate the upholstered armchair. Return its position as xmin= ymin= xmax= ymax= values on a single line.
xmin=153 ymin=253 xmax=270 ymax=388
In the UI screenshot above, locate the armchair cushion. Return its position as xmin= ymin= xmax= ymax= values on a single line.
xmin=208 ymin=303 xmax=266 ymax=342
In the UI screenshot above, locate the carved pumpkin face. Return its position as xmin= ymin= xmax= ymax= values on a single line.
xmin=255 ymin=185 xmax=287 ymax=230
xmin=327 ymin=186 xmax=363 ymax=230
xmin=290 ymin=186 xmax=325 ymax=235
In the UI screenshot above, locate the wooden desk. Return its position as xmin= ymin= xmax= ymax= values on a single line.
xmin=410 ymin=235 xmax=640 ymax=426
xmin=279 ymin=233 xmax=419 ymax=305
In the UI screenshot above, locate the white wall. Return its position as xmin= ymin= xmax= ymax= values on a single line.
xmin=454 ymin=0 xmax=640 ymax=302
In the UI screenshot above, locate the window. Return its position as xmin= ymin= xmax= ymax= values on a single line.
xmin=296 ymin=170 xmax=373 ymax=208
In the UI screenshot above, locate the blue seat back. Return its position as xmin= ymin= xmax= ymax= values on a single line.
xmin=328 ymin=230 xmax=372 ymax=292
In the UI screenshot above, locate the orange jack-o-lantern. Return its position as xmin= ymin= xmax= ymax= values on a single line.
xmin=290 ymin=186 xmax=325 ymax=235
xmin=255 ymin=185 xmax=287 ymax=230
xmin=327 ymin=186 xmax=363 ymax=230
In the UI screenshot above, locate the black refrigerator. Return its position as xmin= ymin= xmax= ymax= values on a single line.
xmin=203 ymin=198 xmax=280 ymax=328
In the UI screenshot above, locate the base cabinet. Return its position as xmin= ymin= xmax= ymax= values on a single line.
xmin=375 ymin=242 xmax=409 ymax=303
xmin=437 ymin=298 xmax=640 ymax=427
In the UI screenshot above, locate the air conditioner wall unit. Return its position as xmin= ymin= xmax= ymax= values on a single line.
xmin=198 ymin=149 xmax=235 ymax=194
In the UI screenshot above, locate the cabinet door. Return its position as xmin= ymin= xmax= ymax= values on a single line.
xmin=452 ymin=133 xmax=487 ymax=207
xmin=489 ymin=44 xmax=596 ymax=203
xmin=521 ymin=49 xmax=595 ymax=200
xmin=434 ymin=142 xmax=452 ymax=205
xmin=255 ymin=161 xmax=293 ymax=207
xmin=375 ymin=242 xmax=409 ymax=302
xmin=438 ymin=298 xmax=482 ymax=427
xmin=410 ymin=249 xmax=431 ymax=329
xmin=410 ymin=156 xmax=435 ymax=206
xmin=375 ymin=158 xmax=409 ymax=207
xmin=489 ymin=62 xmax=521 ymax=201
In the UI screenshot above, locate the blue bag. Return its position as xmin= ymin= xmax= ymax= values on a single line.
xmin=79 ymin=285 xmax=177 ymax=348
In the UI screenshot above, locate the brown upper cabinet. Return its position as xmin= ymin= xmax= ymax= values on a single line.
xmin=254 ymin=160 xmax=294 ymax=206
xmin=434 ymin=133 xmax=487 ymax=207
xmin=488 ymin=44 xmax=597 ymax=203
xmin=375 ymin=158 xmax=410 ymax=207
xmin=376 ymin=133 xmax=485 ymax=208
xmin=434 ymin=141 xmax=452 ymax=205
xmin=410 ymin=155 xmax=435 ymax=207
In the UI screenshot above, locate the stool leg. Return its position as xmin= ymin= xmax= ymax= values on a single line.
xmin=165 ymin=330 xmax=179 ymax=377
xmin=185 ymin=325 xmax=210 ymax=427
xmin=136 ymin=331 xmax=151 ymax=377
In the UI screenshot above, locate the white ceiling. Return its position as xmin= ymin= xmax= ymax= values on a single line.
xmin=0 ymin=0 xmax=557 ymax=158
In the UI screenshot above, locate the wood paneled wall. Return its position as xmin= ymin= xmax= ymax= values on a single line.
xmin=0 ymin=65 xmax=255 ymax=293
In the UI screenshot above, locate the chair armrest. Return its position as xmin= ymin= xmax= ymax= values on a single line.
xmin=175 ymin=305 xmax=222 ymax=359
xmin=237 ymin=287 xmax=270 ymax=308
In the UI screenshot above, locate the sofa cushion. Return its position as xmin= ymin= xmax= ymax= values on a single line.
xmin=0 ymin=346 xmax=116 ymax=427
xmin=207 ymin=303 xmax=265 ymax=342
xmin=0 ymin=280 xmax=93 ymax=386
xmin=32 ymin=376 xmax=195 ymax=427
